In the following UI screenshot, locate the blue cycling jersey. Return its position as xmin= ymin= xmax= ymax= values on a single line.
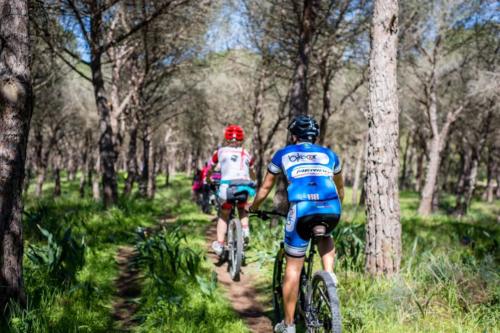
xmin=268 ymin=142 xmax=342 ymax=202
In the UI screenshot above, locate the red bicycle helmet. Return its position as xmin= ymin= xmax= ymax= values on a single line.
xmin=224 ymin=124 xmax=244 ymax=141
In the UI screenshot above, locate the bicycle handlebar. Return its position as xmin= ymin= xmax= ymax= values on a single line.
xmin=250 ymin=210 xmax=287 ymax=220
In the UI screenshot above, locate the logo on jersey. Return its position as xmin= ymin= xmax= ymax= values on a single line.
xmin=291 ymin=165 xmax=332 ymax=178
xmin=282 ymin=152 xmax=329 ymax=169
xmin=286 ymin=204 xmax=296 ymax=232
xmin=288 ymin=153 xmax=317 ymax=162
xmin=230 ymin=155 xmax=238 ymax=162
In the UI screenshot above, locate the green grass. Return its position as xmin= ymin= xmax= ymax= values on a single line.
xmin=5 ymin=174 xmax=246 ymax=333
xmin=5 ymin=173 xmax=499 ymax=332
xmin=247 ymin=188 xmax=499 ymax=333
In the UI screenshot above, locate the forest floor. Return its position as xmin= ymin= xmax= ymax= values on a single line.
xmin=205 ymin=219 xmax=273 ymax=332
xmin=2 ymin=174 xmax=499 ymax=333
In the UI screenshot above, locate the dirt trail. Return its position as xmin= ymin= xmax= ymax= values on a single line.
xmin=112 ymin=246 xmax=141 ymax=331
xmin=205 ymin=220 xmax=273 ymax=333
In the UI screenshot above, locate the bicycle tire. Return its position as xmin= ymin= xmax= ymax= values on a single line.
xmin=228 ymin=218 xmax=243 ymax=281
xmin=307 ymin=271 xmax=342 ymax=333
xmin=272 ymin=244 xmax=286 ymax=325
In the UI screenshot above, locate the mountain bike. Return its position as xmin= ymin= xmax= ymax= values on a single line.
xmin=217 ymin=183 xmax=253 ymax=281
xmin=252 ymin=210 xmax=342 ymax=333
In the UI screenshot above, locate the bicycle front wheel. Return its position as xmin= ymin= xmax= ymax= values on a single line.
xmin=228 ymin=218 xmax=243 ymax=281
xmin=307 ymin=271 xmax=342 ymax=333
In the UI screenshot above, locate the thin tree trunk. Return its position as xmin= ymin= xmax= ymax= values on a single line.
xmin=482 ymin=149 xmax=497 ymax=203
xmin=92 ymin=154 xmax=101 ymax=201
xmin=364 ymin=0 xmax=401 ymax=276
xmin=454 ymin=156 xmax=479 ymax=216
xmin=318 ymin=70 xmax=332 ymax=145
xmin=415 ymin=150 xmax=425 ymax=192
xmin=53 ymin=155 xmax=62 ymax=197
xmin=139 ymin=124 xmax=151 ymax=197
xmin=454 ymin=109 xmax=493 ymax=215
xmin=90 ymin=8 xmax=117 ymax=207
xmin=0 ymin=0 xmax=31 ymax=308
xmin=147 ymin=142 xmax=157 ymax=199
xmin=124 ymin=125 xmax=138 ymax=195
xmin=399 ymin=132 xmax=411 ymax=189
xmin=352 ymin=137 xmax=365 ymax=205
xmin=419 ymin=139 xmax=442 ymax=214
xmin=23 ymin=165 xmax=32 ymax=194
xmin=252 ymin=69 xmax=266 ymax=186
xmin=288 ymin=0 xmax=319 ymax=117
xmin=274 ymin=0 xmax=320 ymax=219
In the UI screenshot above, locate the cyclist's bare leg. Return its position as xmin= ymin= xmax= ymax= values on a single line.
xmin=217 ymin=208 xmax=230 ymax=243
xmin=283 ymin=255 xmax=305 ymax=325
xmin=318 ymin=236 xmax=335 ymax=272
xmin=237 ymin=206 xmax=249 ymax=228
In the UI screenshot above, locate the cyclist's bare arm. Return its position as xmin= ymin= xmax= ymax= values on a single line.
xmin=250 ymin=171 xmax=277 ymax=210
xmin=206 ymin=150 xmax=218 ymax=181
xmin=333 ymin=172 xmax=344 ymax=203
xmin=250 ymin=165 xmax=256 ymax=181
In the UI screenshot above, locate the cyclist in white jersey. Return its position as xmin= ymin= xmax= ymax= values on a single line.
xmin=209 ymin=125 xmax=256 ymax=256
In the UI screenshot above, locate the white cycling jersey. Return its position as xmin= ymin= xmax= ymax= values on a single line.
xmin=211 ymin=146 xmax=253 ymax=182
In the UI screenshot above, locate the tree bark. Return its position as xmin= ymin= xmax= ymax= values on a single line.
xmin=139 ymin=124 xmax=152 ymax=198
xmin=454 ymin=109 xmax=493 ymax=215
xmin=92 ymin=154 xmax=101 ymax=201
xmin=53 ymin=154 xmax=61 ymax=197
xmin=251 ymin=68 xmax=266 ymax=186
xmin=352 ymin=136 xmax=366 ymax=205
xmin=288 ymin=0 xmax=320 ymax=117
xmin=482 ymin=148 xmax=497 ymax=203
xmin=0 ymin=0 xmax=31 ymax=309
xmin=89 ymin=6 xmax=118 ymax=207
xmin=399 ymin=132 xmax=411 ymax=189
xmin=124 ymin=125 xmax=138 ymax=196
xmin=274 ymin=0 xmax=320 ymax=218
xmin=364 ymin=0 xmax=401 ymax=276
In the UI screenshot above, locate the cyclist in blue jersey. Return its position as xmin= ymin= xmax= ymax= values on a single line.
xmin=249 ymin=115 xmax=344 ymax=333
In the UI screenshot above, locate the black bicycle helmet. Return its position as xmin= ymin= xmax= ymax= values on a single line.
xmin=288 ymin=115 xmax=320 ymax=142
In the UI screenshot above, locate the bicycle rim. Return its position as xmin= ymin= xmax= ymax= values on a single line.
xmin=228 ymin=219 xmax=242 ymax=281
xmin=308 ymin=271 xmax=342 ymax=333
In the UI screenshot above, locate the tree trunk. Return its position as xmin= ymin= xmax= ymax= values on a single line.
xmin=318 ymin=71 xmax=332 ymax=145
xmin=251 ymin=69 xmax=266 ymax=187
xmin=90 ymin=9 xmax=117 ymax=207
xmin=496 ymin=173 xmax=500 ymax=199
xmin=419 ymin=138 xmax=442 ymax=215
xmin=399 ymin=132 xmax=411 ymax=189
xmin=415 ymin=150 xmax=425 ymax=192
xmin=23 ymin=165 xmax=32 ymax=194
xmin=124 ymin=125 xmax=138 ymax=195
xmin=454 ymin=109 xmax=493 ymax=215
xmin=92 ymin=154 xmax=101 ymax=201
xmin=0 ymin=0 xmax=31 ymax=309
xmin=139 ymin=124 xmax=152 ymax=197
xmin=454 ymin=155 xmax=479 ymax=216
xmin=165 ymin=161 xmax=170 ymax=187
xmin=274 ymin=0 xmax=320 ymax=218
xmin=482 ymin=149 xmax=497 ymax=203
xmin=364 ymin=0 xmax=401 ymax=276
xmin=288 ymin=0 xmax=319 ymax=117
xmin=147 ymin=142 xmax=157 ymax=199
xmin=79 ymin=131 xmax=91 ymax=198
xmin=53 ymin=155 xmax=61 ymax=197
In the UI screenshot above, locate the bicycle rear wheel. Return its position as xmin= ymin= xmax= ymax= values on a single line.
xmin=228 ymin=218 xmax=243 ymax=281
xmin=307 ymin=271 xmax=342 ymax=333
xmin=272 ymin=243 xmax=286 ymax=324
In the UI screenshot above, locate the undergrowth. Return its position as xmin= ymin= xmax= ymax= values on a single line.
xmin=248 ymin=189 xmax=500 ymax=333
